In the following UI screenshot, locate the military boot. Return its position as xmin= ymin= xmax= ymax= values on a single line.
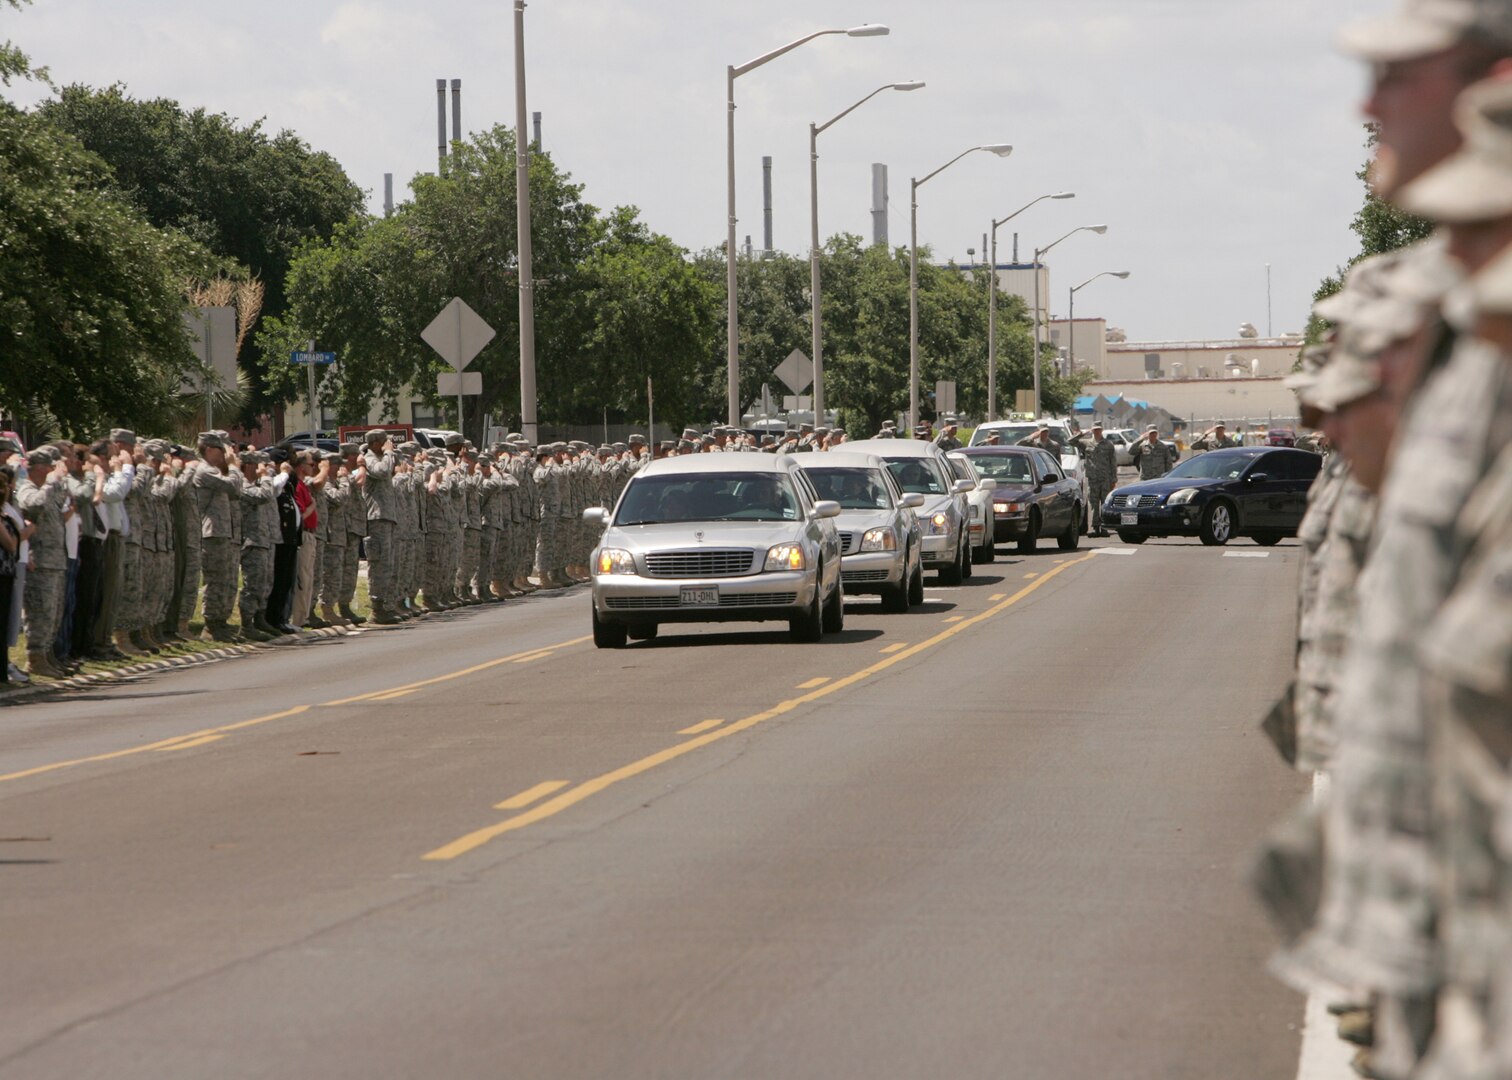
xmin=202 ymin=621 xmax=240 ymax=644
xmin=338 ymin=603 xmax=367 ymax=626
xmin=1337 ymin=1009 xmax=1373 ymax=1047
xmin=129 ymin=629 xmax=161 ymax=654
xmin=110 ymin=630 xmax=141 ymax=658
xmin=254 ymin=614 xmax=284 ymax=639
xmin=177 ymin=615 xmax=194 ymax=640
xmin=320 ymin=602 xmax=346 ymax=626
xmin=370 ymin=600 xmax=401 ymax=626
xmin=159 ymin=621 xmax=186 ymax=644
xmin=306 ymin=610 xmax=330 ymax=629
xmin=28 ymin=650 xmax=66 ymax=679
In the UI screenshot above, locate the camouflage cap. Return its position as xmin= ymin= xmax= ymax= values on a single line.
xmin=612 ymin=441 xmax=627 ymax=452
xmin=339 ymin=442 xmax=361 ymax=456
xmin=1313 ymin=250 xmax=1406 ymax=326
xmin=0 ymin=436 xmax=20 ymax=454
xmin=363 ymin=428 xmax=390 ymax=445
xmin=196 ymin=431 xmax=226 ymax=450
xmin=1399 ymin=79 xmax=1512 ymax=224
xmin=241 ymin=449 xmax=269 ymax=465
xmin=24 ymin=448 xmax=54 ymax=468
xmin=1310 ymin=333 xmax=1384 ymax=412
xmin=627 ymin=434 xmax=647 ymax=446
xmin=443 ymin=433 xmax=465 ymax=448
xmin=1285 ymin=343 xmax=1333 ymax=401
xmin=143 ymin=438 xmax=172 ymax=458
xmin=109 ymin=428 xmax=136 ymax=445
xmin=323 ymin=449 xmax=345 ymax=462
xmin=1338 ymin=0 xmax=1512 ymax=61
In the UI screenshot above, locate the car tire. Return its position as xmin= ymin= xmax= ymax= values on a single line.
xmin=627 ymin=623 xmax=658 ymax=641
xmin=1200 ymin=501 xmax=1234 ymax=546
xmin=592 ymin=607 xmax=627 ymax=649
xmin=881 ymin=579 xmax=909 ymax=613
xmin=790 ymin=587 xmax=824 ymax=643
xmin=907 ymin=561 xmax=925 ymax=606
xmin=1117 ymin=530 xmax=1147 ymax=545
xmin=938 ymin=542 xmax=963 ymax=585
xmin=1253 ymin=533 xmax=1284 ymax=546
xmin=1058 ymin=505 xmax=1081 ymax=551
xmin=1016 ymin=510 xmax=1041 ymax=553
xmin=822 ymin=578 xmax=845 ymax=634
xmin=973 ymin=521 xmax=996 ymax=564
xmin=961 ymin=536 xmax=974 ymax=580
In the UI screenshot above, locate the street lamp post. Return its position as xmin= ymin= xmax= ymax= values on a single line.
xmin=810 ymin=80 xmax=924 ymax=425
xmin=1069 ymin=271 xmax=1131 ymax=385
xmin=987 ymin=191 xmax=1074 ymax=420
xmin=1031 ymin=224 xmax=1108 ymax=418
xmin=727 ymin=24 xmax=889 ymax=428
xmin=909 ymin=143 xmax=1015 ymax=432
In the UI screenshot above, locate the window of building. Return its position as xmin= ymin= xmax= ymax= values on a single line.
xmin=411 ymin=402 xmax=447 ymax=429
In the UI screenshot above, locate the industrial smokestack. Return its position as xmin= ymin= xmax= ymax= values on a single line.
xmin=762 ymin=156 xmax=773 ymax=256
xmin=383 ymin=173 xmax=393 ymax=217
xmin=871 ymin=164 xmax=888 ymax=247
xmin=982 ymin=233 xmax=988 ymax=267
xmin=436 ymin=79 xmax=447 ymax=166
xmin=451 ymin=78 xmax=461 ymax=145
xmin=1013 ymin=232 xmax=1019 ymax=263
xmin=532 ymin=110 xmax=542 ymax=149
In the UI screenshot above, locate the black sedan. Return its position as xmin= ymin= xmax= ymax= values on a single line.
xmin=1103 ymin=446 xmax=1322 ymax=546
xmin=957 ymin=446 xmax=1083 ymax=552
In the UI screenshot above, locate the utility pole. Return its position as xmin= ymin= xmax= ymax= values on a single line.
xmin=515 ymin=0 xmax=539 ymax=445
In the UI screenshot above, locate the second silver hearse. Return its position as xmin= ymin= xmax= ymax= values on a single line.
xmin=585 ymin=454 xmax=844 ymax=648
xmin=794 ymin=452 xmax=925 ymax=613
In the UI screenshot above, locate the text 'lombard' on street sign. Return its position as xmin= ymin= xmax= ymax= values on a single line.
xmin=437 ymin=371 xmax=483 ymax=397
xmin=773 ymin=349 xmax=813 ymax=395
xmin=291 ymin=351 xmax=337 ymax=365
xmin=422 ymin=297 xmax=496 ymax=371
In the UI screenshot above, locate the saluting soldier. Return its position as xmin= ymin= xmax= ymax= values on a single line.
xmin=361 ymin=429 xmax=401 ymax=625
xmin=1128 ymin=426 xmax=1178 ymax=479
xmin=1189 ymin=422 xmax=1240 ymax=451
xmin=1072 ymin=424 xmax=1119 ymax=537
xmin=192 ymin=433 xmax=245 ymax=643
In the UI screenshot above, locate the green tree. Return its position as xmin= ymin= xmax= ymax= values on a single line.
xmin=0 ymin=101 xmax=222 ymax=432
xmin=264 ymin=127 xmax=715 ymax=434
xmin=1308 ymin=127 xmax=1433 ymax=341
xmin=38 ymin=84 xmax=364 ymax=421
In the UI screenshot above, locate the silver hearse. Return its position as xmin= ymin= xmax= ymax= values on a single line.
xmin=584 ymin=455 xmax=844 ymax=648
xmin=794 ymin=452 xmax=925 ymax=612
xmin=841 ymin=439 xmax=977 ymax=584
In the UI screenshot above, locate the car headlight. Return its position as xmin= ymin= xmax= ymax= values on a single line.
xmin=596 ymin=548 xmax=636 ymax=575
xmin=996 ymin=501 xmax=1025 ymax=514
xmin=764 ymin=543 xmax=806 ymax=571
xmin=925 ymin=512 xmax=950 ymax=535
xmin=860 ymin=528 xmax=897 ymax=552
xmin=1167 ymin=488 xmax=1200 ymax=506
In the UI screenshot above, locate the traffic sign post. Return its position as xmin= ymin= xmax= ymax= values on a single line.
xmin=291 ymin=345 xmax=337 ymax=434
xmin=422 ymin=298 xmax=496 ymax=438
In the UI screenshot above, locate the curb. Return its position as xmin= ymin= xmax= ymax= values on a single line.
xmin=0 ymin=625 xmax=353 ymax=705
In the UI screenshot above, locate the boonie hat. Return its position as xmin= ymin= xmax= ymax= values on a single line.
xmin=1398 ymin=79 xmax=1512 ymax=224
xmin=1338 ymin=0 xmax=1512 ymax=62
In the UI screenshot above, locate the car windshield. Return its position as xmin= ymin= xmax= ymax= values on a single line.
xmin=802 ymin=468 xmax=892 ymax=510
xmin=1166 ymin=454 xmax=1253 ymax=481
xmin=882 ymin=457 xmax=949 ymax=495
xmin=616 ymin=473 xmax=802 ymax=525
xmin=963 ymin=454 xmax=1034 ymax=484
xmin=971 ymin=423 xmax=1069 ymax=449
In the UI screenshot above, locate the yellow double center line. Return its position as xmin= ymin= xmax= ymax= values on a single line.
xmin=422 ymin=552 xmax=1097 ymax=861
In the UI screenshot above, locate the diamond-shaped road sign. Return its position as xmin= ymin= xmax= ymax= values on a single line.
xmin=421 ymin=298 xmax=496 ymax=371
xmin=773 ymin=349 xmax=814 ymax=395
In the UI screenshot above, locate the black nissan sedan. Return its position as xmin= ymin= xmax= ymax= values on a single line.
xmin=1103 ymin=447 xmax=1322 ymax=546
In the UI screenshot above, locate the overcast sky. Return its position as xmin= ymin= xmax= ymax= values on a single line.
xmin=7 ymin=0 xmax=1384 ymax=342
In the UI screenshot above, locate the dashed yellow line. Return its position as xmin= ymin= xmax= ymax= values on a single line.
xmin=1024 ymin=572 xmax=1039 ymax=579
xmin=422 ymin=551 xmax=1100 ymax=862
xmin=796 ymin=677 xmax=831 ymax=690
xmin=880 ymin=643 xmax=909 ymax=654
xmin=153 ymin=734 xmax=226 ymax=752
xmin=944 ymin=616 xmax=965 ymax=623
xmin=990 ymin=593 xmax=1006 ymax=601
xmin=679 ymin=719 xmax=726 ymax=736
xmin=494 ymin=781 xmax=571 ymax=810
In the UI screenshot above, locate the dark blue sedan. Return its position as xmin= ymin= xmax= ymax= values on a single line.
xmin=1102 ymin=447 xmax=1322 ymax=546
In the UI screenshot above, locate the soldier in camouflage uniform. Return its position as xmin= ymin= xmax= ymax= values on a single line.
xmin=361 ymin=429 xmax=401 ymax=625
xmin=338 ymin=442 xmax=367 ymax=625
xmin=17 ymin=449 xmax=71 ymax=678
xmin=420 ymin=446 xmax=457 ymax=610
xmin=1189 ymin=423 xmax=1241 ymax=451
xmin=395 ymin=443 xmax=424 ymax=618
xmin=475 ymin=453 xmax=506 ymax=601
xmin=164 ymin=445 xmax=201 ymax=641
xmin=192 ymin=433 xmax=244 ymax=643
xmin=1127 ymin=427 xmax=1178 ymax=479
xmin=533 ymin=445 xmax=563 ymax=588
xmin=236 ymin=450 xmax=279 ymax=642
xmin=510 ymin=439 xmax=538 ymax=593
xmin=1072 ymin=424 xmax=1119 ymax=537
xmin=318 ymin=450 xmax=351 ymax=626
xmin=456 ymin=447 xmax=484 ymax=602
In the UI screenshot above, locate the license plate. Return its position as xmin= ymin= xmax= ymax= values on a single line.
xmin=1120 ymin=513 xmax=1139 ymax=525
xmin=679 ymin=586 xmax=719 ymax=606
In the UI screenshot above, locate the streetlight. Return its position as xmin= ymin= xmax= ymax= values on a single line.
xmin=986 ymin=191 xmax=1074 ymax=420
xmin=909 ymin=143 xmax=1015 ymax=431
xmin=810 ymin=80 xmax=925 ymax=424
xmin=726 ymin=24 xmax=890 ymax=428
xmin=1031 ymin=225 xmax=1108 ymax=417
xmin=1069 ymin=271 xmax=1131 ymax=384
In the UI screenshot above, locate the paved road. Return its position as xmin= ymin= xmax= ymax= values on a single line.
xmin=1 ymin=535 xmax=1309 ymax=1079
